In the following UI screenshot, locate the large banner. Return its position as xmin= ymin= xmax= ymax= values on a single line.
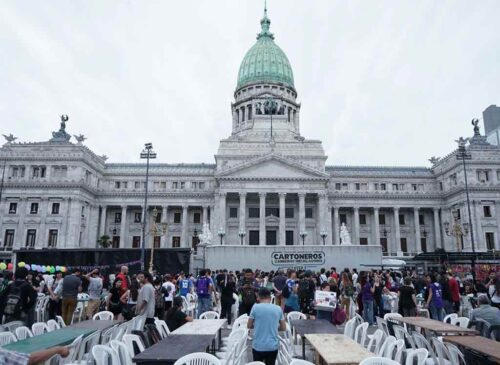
xmin=15 ymin=248 xmax=190 ymax=274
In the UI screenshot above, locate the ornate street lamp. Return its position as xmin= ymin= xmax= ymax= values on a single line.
xmin=320 ymin=229 xmax=328 ymax=245
xmin=300 ymin=231 xmax=308 ymax=246
xmin=140 ymin=143 xmax=156 ymax=271
xmin=148 ymin=207 xmax=168 ymax=273
xmin=218 ymin=228 xmax=225 ymax=245
xmin=443 ymin=218 xmax=469 ymax=252
xmin=238 ymin=230 xmax=246 ymax=245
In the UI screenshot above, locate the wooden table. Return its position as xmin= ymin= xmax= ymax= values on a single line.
xmin=2 ymin=327 xmax=96 ymax=354
xmin=305 ymin=334 xmax=374 ymax=365
xmin=291 ymin=319 xmax=340 ymax=360
xmin=68 ymin=319 xmax=121 ymax=332
xmin=133 ymin=335 xmax=213 ymax=364
xmin=393 ymin=316 xmax=477 ymax=336
xmin=171 ymin=319 xmax=227 ymax=351
xmin=444 ymin=336 xmax=500 ymax=363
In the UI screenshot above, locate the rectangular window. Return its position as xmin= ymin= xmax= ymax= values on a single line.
xmin=342 ymin=183 xmax=348 ymax=190
xmin=380 ymin=237 xmax=388 ymax=253
xmin=174 ymin=212 xmax=181 ymax=223
xmin=381 ymin=183 xmax=386 ymax=191
xmin=51 ymin=203 xmax=60 ymax=214
xmin=180 ymin=182 xmax=185 ymax=189
xmin=122 ymin=182 xmax=128 ymax=189
xmin=340 ymin=214 xmax=347 ymax=224
xmin=248 ymin=208 xmax=260 ymax=218
xmin=305 ymin=208 xmax=313 ymax=219
xmin=111 ymin=236 xmax=120 ymax=248
xmin=30 ymin=202 xmax=39 ymax=214
xmin=193 ymin=212 xmax=201 ymax=224
xmin=360 ymin=237 xmax=368 ymax=245
xmin=421 ymin=238 xmax=427 ymax=253
xmin=355 ymin=183 xmax=360 ymax=191
xmin=172 ymin=182 xmax=178 ymax=189
xmin=155 ymin=212 xmax=162 ymax=223
xmin=392 ymin=184 xmax=399 ymax=191
xmin=153 ymin=181 xmax=159 ymax=189
xmin=199 ymin=182 xmax=205 ymax=189
xmin=4 ymin=229 xmax=15 ymax=248
xmin=485 ymin=232 xmax=495 ymax=250
xmin=483 ymin=206 xmax=492 ymax=218
xmin=134 ymin=212 xmax=142 ymax=223
xmin=285 ymin=208 xmax=294 ymax=218
xmin=132 ymin=236 xmax=141 ymax=248
xmin=374 ymin=183 xmax=379 ymax=191
xmin=399 ymin=184 xmax=405 ymax=191
xmin=172 ymin=236 xmax=181 ymax=248
xmin=450 ymin=174 xmax=458 ymax=186
xmin=160 ymin=181 xmax=166 ymax=189
xmin=191 ymin=181 xmax=197 ymax=189
xmin=439 ymin=182 xmax=443 ymax=191
xmin=419 ymin=214 xmax=425 ymax=225
xmin=379 ymin=214 xmax=386 ymax=225
xmin=9 ymin=203 xmax=17 ymax=214
xmin=285 ymin=230 xmax=294 ymax=245
xmin=249 ymin=230 xmax=259 ymax=245
xmin=48 ymin=230 xmax=58 ymax=247
xmin=266 ymin=207 xmax=279 ymax=217
xmin=399 ymin=214 xmax=406 ymax=225
xmin=400 ymin=238 xmax=408 ymax=252
xmin=335 ymin=183 xmax=341 ymax=190
xmin=454 ymin=209 xmax=461 ymax=221
xmin=153 ymin=236 xmax=161 ymax=248
xmin=229 ymin=207 xmax=238 ymax=218
xmin=359 ymin=214 xmax=366 ymax=225
xmin=412 ymin=184 xmax=417 ymax=191
xmin=115 ymin=181 xmax=121 ymax=189
xmin=26 ymin=229 xmax=36 ymax=248
xmin=114 ymin=212 xmax=121 ymax=223
xmin=135 ymin=181 xmax=140 ymax=189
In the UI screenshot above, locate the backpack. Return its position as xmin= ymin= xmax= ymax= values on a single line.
xmin=332 ymin=306 xmax=347 ymax=325
xmin=298 ymin=279 xmax=311 ymax=299
xmin=345 ymin=284 xmax=355 ymax=298
xmin=241 ymin=286 xmax=256 ymax=306
xmin=4 ymin=282 xmax=28 ymax=317
xmin=154 ymin=287 xmax=163 ymax=309
xmin=0 ymin=279 xmax=9 ymax=297
xmin=197 ymin=277 xmax=209 ymax=296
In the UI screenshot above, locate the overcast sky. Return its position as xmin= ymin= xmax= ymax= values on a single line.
xmin=1 ymin=0 xmax=499 ymax=166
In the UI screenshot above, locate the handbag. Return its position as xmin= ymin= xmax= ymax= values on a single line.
xmin=332 ymin=306 xmax=347 ymax=325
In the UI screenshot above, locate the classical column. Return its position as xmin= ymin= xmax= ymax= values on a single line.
xmin=373 ymin=207 xmax=380 ymax=247
xmin=202 ymin=205 xmax=208 ymax=226
xmin=60 ymin=199 xmax=70 ymax=248
xmin=473 ymin=200 xmax=484 ymax=251
xmin=239 ymin=193 xmax=247 ymax=242
xmin=37 ymin=199 xmax=48 ymax=248
xmin=120 ymin=205 xmax=128 ymax=248
xmin=353 ymin=207 xmax=360 ymax=245
xmin=15 ymin=199 xmax=26 ymax=249
xmin=318 ymin=193 xmax=327 ymax=245
xmin=219 ymin=193 xmax=226 ymax=238
xmin=496 ymin=201 xmax=500 ymax=250
xmin=394 ymin=207 xmax=401 ymax=254
xmin=326 ymin=205 xmax=333 ymax=245
xmin=279 ymin=193 xmax=286 ymax=245
xmin=298 ymin=193 xmax=306 ymax=236
xmin=161 ymin=205 xmax=168 ymax=247
xmin=433 ymin=208 xmax=442 ymax=251
xmin=99 ymin=205 xmax=107 ymax=237
xmin=333 ymin=206 xmax=340 ymax=245
xmin=182 ymin=205 xmax=189 ymax=248
xmin=414 ymin=207 xmax=421 ymax=253
xmin=259 ymin=192 xmax=266 ymax=246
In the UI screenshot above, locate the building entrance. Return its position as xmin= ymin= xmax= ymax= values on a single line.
xmin=266 ymin=230 xmax=277 ymax=245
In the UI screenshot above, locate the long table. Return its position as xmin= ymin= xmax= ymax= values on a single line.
xmin=68 ymin=319 xmax=121 ymax=332
xmin=305 ymin=334 xmax=374 ymax=365
xmin=133 ymin=335 xmax=213 ymax=364
xmin=290 ymin=319 xmax=340 ymax=360
xmin=393 ymin=316 xmax=477 ymax=336
xmin=444 ymin=335 xmax=500 ymax=363
xmin=2 ymin=327 xmax=96 ymax=354
xmin=171 ymin=319 xmax=227 ymax=352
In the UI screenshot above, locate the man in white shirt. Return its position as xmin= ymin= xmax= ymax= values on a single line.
xmin=136 ymin=271 xmax=156 ymax=325
xmin=162 ymin=274 xmax=176 ymax=311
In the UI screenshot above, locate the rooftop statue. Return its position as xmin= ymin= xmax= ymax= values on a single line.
xmin=50 ymin=114 xmax=71 ymax=143
xmin=73 ymin=134 xmax=87 ymax=144
xmin=2 ymin=134 xmax=17 ymax=143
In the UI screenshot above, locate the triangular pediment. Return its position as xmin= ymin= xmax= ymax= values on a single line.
xmin=217 ymin=154 xmax=329 ymax=180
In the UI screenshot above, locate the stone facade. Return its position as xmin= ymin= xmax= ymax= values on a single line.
xmin=1 ymin=9 xmax=500 ymax=262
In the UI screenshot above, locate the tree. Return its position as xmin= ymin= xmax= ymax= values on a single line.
xmin=98 ymin=235 xmax=111 ymax=248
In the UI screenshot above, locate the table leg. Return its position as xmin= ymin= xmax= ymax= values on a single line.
xmin=302 ymin=335 xmax=306 ymax=359
xmin=218 ymin=328 xmax=222 ymax=350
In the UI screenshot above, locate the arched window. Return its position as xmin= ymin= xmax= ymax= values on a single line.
xmin=293 ymin=109 xmax=296 ymax=124
xmin=236 ymin=109 xmax=239 ymax=125
xmin=248 ymin=105 xmax=252 ymax=120
xmin=241 ymin=107 xmax=245 ymax=122
xmin=288 ymin=107 xmax=291 ymax=123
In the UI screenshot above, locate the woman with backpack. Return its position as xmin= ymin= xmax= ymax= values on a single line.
xmin=340 ymin=272 xmax=354 ymax=319
xmin=106 ymin=278 xmax=124 ymax=320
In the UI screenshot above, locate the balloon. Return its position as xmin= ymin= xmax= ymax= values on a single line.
xmin=55 ymin=266 xmax=61 ymax=272
xmin=18 ymin=262 xmax=25 ymax=268
xmin=0 ymin=263 xmax=6 ymax=270
xmin=7 ymin=263 xmax=13 ymax=270
xmin=45 ymin=266 xmax=51 ymax=272
xmin=41 ymin=266 xmax=46 ymax=273
xmin=50 ymin=267 xmax=55 ymax=274
xmin=25 ymin=264 xmax=31 ymax=271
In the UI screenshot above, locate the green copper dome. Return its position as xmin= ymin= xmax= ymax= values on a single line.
xmin=236 ymin=8 xmax=294 ymax=90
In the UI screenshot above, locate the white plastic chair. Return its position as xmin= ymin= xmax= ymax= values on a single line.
xmin=92 ymin=345 xmax=121 ymax=365
xmin=15 ymin=326 xmax=33 ymax=340
xmin=431 ymin=338 xmax=453 ymax=365
xmin=216 ymin=328 xmax=247 ymax=359
xmin=366 ymin=329 xmax=385 ymax=354
xmin=385 ymin=339 xmax=404 ymax=362
xmin=56 ymin=315 xmax=67 ymax=328
xmin=76 ymin=330 xmax=101 ymax=362
xmin=405 ymin=348 xmax=429 ymax=365
xmin=0 ymin=332 xmax=17 ymax=345
xmin=3 ymin=321 xmax=24 ymax=332
xmin=93 ymin=311 xmax=115 ymax=320
xmin=61 ymin=334 xmax=84 ymax=365
xmin=443 ymin=313 xmax=458 ymax=324
xmin=354 ymin=322 xmax=369 ymax=347
xmin=377 ymin=336 xmax=396 ymax=356
xmin=122 ymin=334 xmax=145 ymax=357
xmin=444 ymin=343 xmax=466 ymax=365
xmin=245 ymin=362 xmax=266 ymax=365
xmin=412 ymin=331 xmax=440 ymax=365
xmin=359 ymin=358 xmax=399 ymax=365
xmin=47 ymin=319 xmax=61 ymax=332
xmin=452 ymin=317 xmax=470 ymax=328
xmin=393 ymin=324 xmax=416 ymax=349
xmin=199 ymin=311 xmax=220 ymax=320
xmin=290 ymin=360 xmax=315 ymax=365
xmin=344 ymin=317 xmax=357 ymax=339
xmin=154 ymin=318 xmax=171 ymax=338
xmin=32 ymin=322 xmax=49 ymax=336
xmin=110 ymin=339 xmax=134 ymax=365
xmin=174 ymin=352 xmax=222 ymax=365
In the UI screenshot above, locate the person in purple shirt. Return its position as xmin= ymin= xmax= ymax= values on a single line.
xmin=360 ymin=274 xmax=375 ymax=325
xmin=426 ymin=274 xmax=445 ymax=321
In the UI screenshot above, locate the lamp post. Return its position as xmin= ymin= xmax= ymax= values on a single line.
xmin=147 ymin=207 xmax=168 ymax=273
xmin=238 ymin=230 xmax=246 ymax=245
xmin=193 ymin=228 xmax=200 ymax=253
xmin=264 ymin=97 xmax=278 ymax=143
xmin=443 ymin=218 xmax=469 ymax=252
xmin=140 ymin=143 xmax=156 ymax=271
xmin=320 ymin=229 xmax=328 ymax=245
xmin=300 ymin=231 xmax=307 ymax=246
xmin=218 ymin=228 xmax=225 ymax=245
